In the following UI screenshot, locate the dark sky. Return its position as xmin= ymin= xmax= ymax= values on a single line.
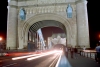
xmin=87 ymin=0 xmax=100 ymax=47
xmin=0 ymin=0 xmax=7 ymax=40
xmin=41 ymin=26 xmax=64 ymax=40
xmin=0 ymin=0 xmax=100 ymax=48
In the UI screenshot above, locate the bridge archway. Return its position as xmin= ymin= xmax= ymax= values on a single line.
xmin=19 ymin=13 xmax=72 ymax=49
xmin=53 ymin=44 xmax=66 ymax=50
xmin=7 ymin=0 xmax=90 ymax=49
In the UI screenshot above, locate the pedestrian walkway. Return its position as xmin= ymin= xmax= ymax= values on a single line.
xmin=67 ymin=53 xmax=100 ymax=67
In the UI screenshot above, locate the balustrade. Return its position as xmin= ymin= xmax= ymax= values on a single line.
xmin=80 ymin=50 xmax=96 ymax=59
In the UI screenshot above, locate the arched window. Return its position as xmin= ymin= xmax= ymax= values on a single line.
xmin=66 ymin=4 xmax=73 ymax=18
xmin=19 ymin=8 xmax=26 ymax=20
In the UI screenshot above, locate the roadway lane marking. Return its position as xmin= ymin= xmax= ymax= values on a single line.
xmin=55 ymin=52 xmax=62 ymax=67
xmin=34 ymin=53 xmax=59 ymax=67
xmin=49 ymin=54 xmax=61 ymax=67
xmin=2 ymin=63 xmax=17 ymax=67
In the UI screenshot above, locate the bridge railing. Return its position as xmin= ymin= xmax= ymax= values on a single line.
xmin=80 ymin=50 xmax=96 ymax=60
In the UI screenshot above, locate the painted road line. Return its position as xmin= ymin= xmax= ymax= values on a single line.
xmin=2 ymin=63 xmax=17 ymax=67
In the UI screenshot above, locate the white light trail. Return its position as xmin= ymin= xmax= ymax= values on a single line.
xmin=12 ymin=54 xmax=41 ymax=60
xmin=12 ymin=50 xmax=62 ymax=61
xmin=27 ymin=50 xmax=62 ymax=61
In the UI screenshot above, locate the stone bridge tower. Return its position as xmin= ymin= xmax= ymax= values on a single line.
xmin=7 ymin=0 xmax=90 ymax=49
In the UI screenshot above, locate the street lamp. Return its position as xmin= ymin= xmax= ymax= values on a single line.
xmin=0 ymin=37 xmax=3 ymax=51
xmin=98 ymin=34 xmax=100 ymax=44
xmin=0 ymin=37 xmax=2 ymax=41
xmin=44 ymin=40 xmax=47 ymax=49
xmin=99 ymin=34 xmax=100 ymax=38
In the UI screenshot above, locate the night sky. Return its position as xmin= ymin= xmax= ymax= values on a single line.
xmin=0 ymin=0 xmax=100 ymax=48
xmin=41 ymin=26 xmax=64 ymax=40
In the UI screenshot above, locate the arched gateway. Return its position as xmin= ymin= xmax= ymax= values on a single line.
xmin=7 ymin=0 xmax=90 ymax=49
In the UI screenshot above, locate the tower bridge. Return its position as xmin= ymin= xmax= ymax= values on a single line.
xmin=7 ymin=0 xmax=90 ymax=50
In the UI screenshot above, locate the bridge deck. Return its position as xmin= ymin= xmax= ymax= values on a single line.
xmin=0 ymin=49 xmax=100 ymax=67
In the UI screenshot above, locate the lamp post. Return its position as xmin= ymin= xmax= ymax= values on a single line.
xmin=0 ymin=37 xmax=2 ymax=41
xmin=44 ymin=40 xmax=47 ymax=49
xmin=99 ymin=34 xmax=100 ymax=43
xmin=0 ymin=37 xmax=3 ymax=51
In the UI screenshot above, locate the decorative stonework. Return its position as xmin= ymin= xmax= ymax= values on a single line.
xmin=17 ymin=4 xmax=76 ymax=21
xmin=51 ymin=35 xmax=66 ymax=45
xmin=24 ymin=5 xmax=76 ymax=13
xmin=17 ymin=0 xmax=75 ymax=6
xmin=9 ymin=0 xmax=87 ymax=7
